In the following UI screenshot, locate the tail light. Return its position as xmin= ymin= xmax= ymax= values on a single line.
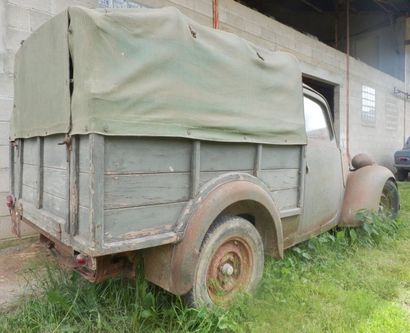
xmin=6 ymin=195 xmax=15 ymax=209
xmin=75 ymin=254 xmax=87 ymax=266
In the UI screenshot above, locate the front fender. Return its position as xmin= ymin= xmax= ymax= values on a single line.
xmin=339 ymin=165 xmax=395 ymax=226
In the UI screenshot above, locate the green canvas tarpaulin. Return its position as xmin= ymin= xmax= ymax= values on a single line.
xmin=11 ymin=6 xmax=306 ymax=145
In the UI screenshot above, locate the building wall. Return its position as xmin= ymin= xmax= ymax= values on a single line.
xmin=131 ymin=0 xmax=409 ymax=166
xmin=0 ymin=0 xmax=409 ymax=240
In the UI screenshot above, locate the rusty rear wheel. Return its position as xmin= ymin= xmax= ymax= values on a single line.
xmin=186 ymin=215 xmax=264 ymax=307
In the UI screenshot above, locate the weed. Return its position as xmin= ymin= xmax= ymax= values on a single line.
xmin=2 ymin=184 xmax=410 ymax=332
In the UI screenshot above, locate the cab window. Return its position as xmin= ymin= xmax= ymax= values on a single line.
xmin=304 ymin=96 xmax=332 ymax=141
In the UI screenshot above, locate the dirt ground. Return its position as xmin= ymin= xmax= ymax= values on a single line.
xmin=0 ymin=240 xmax=49 ymax=310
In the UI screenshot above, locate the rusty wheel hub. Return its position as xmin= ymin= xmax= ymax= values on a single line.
xmin=206 ymin=237 xmax=253 ymax=302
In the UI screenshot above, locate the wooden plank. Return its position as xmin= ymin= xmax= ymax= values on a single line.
xmin=78 ymin=172 xmax=90 ymax=208
xmin=22 ymin=184 xmax=35 ymax=204
xmin=79 ymin=135 xmax=90 ymax=173
xmin=16 ymin=139 xmax=23 ymax=199
xmin=200 ymin=142 xmax=255 ymax=171
xmin=42 ymin=191 xmax=67 ymax=219
xmin=43 ymin=134 xmax=68 ymax=169
xmin=254 ymin=144 xmax=262 ymax=177
xmin=104 ymin=137 xmax=191 ymax=174
xmin=104 ymin=172 xmax=190 ymax=209
xmin=65 ymin=138 xmax=71 ymax=234
xmin=23 ymin=182 xmax=67 ymax=220
xmin=89 ymin=134 xmax=104 ymax=248
xmin=104 ymin=201 xmax=186 ymax=242
xmin=22 ymin=137 xmax=38 ymax=165
xmin=261 ymin=145 xmax=301 ymax=170
xmin=43 ymin=166 xmax=67 ymax=199
xmin=9 ymin=142 xmax=14 ymax=194
xmin=191 ymin=140 xmax=200 ymax=198
xmin=20 ymin=200 xmax=63 ymax=239
xmin=69 ymin=136 xmax=80 ymax=235
xmin=297 ymin=145 xmax=306 ymax=208
xmin=271 ymin=188 xmax=298 ymax=210
xmin=259 ymin=169 xmax=299 ymax=191
xmin=77 ymin=206 xmax=90 ymax=240
xmin=35 ymin=137 xmax=44 ymax=209
xmin=200 ymin=170 xmax=253 ymax=187
xmin=22 ymin=163 xmax=37 ymax=188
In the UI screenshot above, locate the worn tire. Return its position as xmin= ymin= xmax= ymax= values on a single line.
xmin=185 ymin=215 xmax=264 ymax=307
xmin=379 ymin=179 xmax=399 ymax=219
xmin=397 ymin=169 xmax=408 ymax=181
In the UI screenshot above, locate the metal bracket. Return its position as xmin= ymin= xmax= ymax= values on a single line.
xmin=393 ymin=87 xmax=410 ymax=100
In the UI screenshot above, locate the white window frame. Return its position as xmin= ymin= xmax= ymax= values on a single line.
xmin=361 ymin=85 xmax=376 ymax=126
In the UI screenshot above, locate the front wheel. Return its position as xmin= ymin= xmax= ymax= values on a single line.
xmin=185 ymin=215 xmax=264 ymax=307
xmin=379 ymin=179 xmax=399 ymax=219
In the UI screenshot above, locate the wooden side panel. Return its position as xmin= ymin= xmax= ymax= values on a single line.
xmin=103 ymin=137 xmax=191 ymax=244
xmin=200 ymin=170 xmax=253 ymax=187
xmin=43 ymin=135 xmax=67 ymax=169
xmin=19 ymin=135 xmax=68 ymax=241
xmin=200 ymin=142 xmax=255 ymax=171
xmin=79 ymin=135 xmax=90 ymax=173
xmin=102 ymin=139 xmax=302 ymax=246
xmin=22 ymin=184 xmax=66 ymax=219
xmin=78 ymin=172 xmax=90 ymax=208
xmin=271 ymin=188 xmax=299 ymax=210
xmin=261 ymin=146 xmax=301 ymax=210
xmin=43 ymin=167 xmax=67 ymax=199
xmin=105 ymin=137 xmax=191 ymax=174
xmin=262 ymin=145 xmax=300 ymax=169
xmin=22 ymin=137 xmax=37 ymax=165
xmin=89 ymin=134 xmax=105 ymax=248
xmin=259 ymin=169 xmax=299 ymax=191
xmin=22 ymin=184 xmax=35 ymax=203
xmin=76 ymin=206 xmax=90 ymax=242
xmin=22 ymin=163 xmax=36 ymax=189
xmin=104 ymin=173 xmax=190 ymax=209
xmin=75 ymin=136 xmax=90 ymax=241
xmin=104 ymin=202 xmax=186 ymax=241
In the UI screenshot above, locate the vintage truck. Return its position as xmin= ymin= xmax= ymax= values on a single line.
xmin=6 ymin=6 xmax=399 ymax=306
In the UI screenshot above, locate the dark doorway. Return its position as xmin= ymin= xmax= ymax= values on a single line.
xmin=303 ymin=76 xmax=336 ymax=121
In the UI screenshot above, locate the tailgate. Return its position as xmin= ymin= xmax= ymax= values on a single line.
xmin=10 ymin=135 xmax=69 ymax=240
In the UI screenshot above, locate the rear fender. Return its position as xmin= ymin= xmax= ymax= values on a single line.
xmin=144 ymin=173 xmax=283 ymax=295
xmin=340 ymin=165 xmax=395 ymax=226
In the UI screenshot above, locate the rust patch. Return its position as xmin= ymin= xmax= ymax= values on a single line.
xmin=206 ymin=236 xmax=252 ymax=303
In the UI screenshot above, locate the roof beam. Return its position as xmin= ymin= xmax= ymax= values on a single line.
xmin=300 ymin=0 xmax=324 ymax=13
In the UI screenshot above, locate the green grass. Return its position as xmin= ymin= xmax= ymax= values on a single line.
xmin=2 ymin=184 xmax=410 ymax=332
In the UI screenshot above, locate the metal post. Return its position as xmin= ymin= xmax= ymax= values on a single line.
xmin=345 ymin=0 xmax=350 ymax=160
xmin=212 ymin=0 xmax=219 ymax=29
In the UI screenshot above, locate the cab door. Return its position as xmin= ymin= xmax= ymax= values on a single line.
xmin=299 ymin=89 xmax=344 ymax=237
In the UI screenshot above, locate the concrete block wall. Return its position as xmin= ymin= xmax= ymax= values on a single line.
xmin=0 ymin=0 xmax=98 ymax=241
